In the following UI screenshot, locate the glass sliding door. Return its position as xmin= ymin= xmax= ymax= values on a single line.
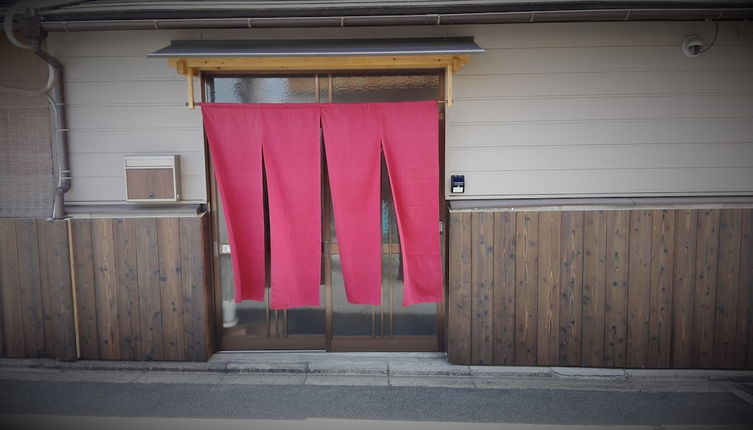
xmin=204 ymin=71 xmax=443 ymax=351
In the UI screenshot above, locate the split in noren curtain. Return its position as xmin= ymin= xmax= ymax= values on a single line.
xmin=202 ymin=101 xmax=441 ymax=309
xmin=202 ymin=103 xmax=321 ymax=309
xmin=378 ymin=101 xmax=442 ymax=305
xmin=320 ymin=104 xmax=382 ymax=304
xmin=321 ymin=101 xmax=442 ymax=306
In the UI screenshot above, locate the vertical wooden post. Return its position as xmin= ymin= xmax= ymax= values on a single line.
xmin=66 ymin=219 xmax=81 ymax=359
xmin=187 ymin=68 xmax=195 ymax=110
xmin=445 ymin=65 xmax=453 ymax=107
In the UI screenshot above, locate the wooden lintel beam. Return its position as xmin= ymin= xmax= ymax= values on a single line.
xmin=166 ymin=54 xmax=473 ymax=109
xmin=445 ymin=64 xmax=453 ymax=107
xmin=167 ymin=55 xmax=470 ymax=74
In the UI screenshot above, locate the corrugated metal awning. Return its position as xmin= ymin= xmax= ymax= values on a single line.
xmin=148 ymin=37 xmax=484 ymax=58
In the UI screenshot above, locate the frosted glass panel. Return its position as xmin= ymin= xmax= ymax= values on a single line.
xmin=332 ymin=73 xmax=440 ymax=103
xmin=208 ymin=76 xmax=317 ymax=103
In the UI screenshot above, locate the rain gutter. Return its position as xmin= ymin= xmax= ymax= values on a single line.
xmin=38 ymin=8 xmax=753 ymax=32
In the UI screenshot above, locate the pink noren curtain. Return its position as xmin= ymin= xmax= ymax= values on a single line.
xmin=321 ymin=104 xmax=382 ymax=304
xmin=202 ymin=101 xmax=441 ymax=309
xmin=202 ymin=104 xmax=321 ymax=309
xmin=378 ymin=101 xmax=442 ymax=305
xmin=202 ymin=104 xmax=265 ymax=303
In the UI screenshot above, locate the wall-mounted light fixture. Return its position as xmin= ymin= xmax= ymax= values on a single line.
xmin=681 ymin=36 xmax=706 ymax=57
xmin=681 ymin=20 xmax=719 ymax=57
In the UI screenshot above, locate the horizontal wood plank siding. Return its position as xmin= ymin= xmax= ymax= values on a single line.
xmin=447 ymin=207 xmax=753 ymax=369
xmin=0 ymin=216 xmax=213 ymax=362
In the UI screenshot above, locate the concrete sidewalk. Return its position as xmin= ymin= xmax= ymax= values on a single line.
xmin=1 ymin=352 xmax=752 ymax=395
xmin=2 ymin=351 xmax=753 ymax=379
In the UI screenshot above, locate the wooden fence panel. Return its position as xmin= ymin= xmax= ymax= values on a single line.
xmin=492 ymin=212 xmax=516 ymax=365
xmin=515 ymin=211 xmax=539 ymax=365
xmin=0 ymin=216 xmax=211 ymax=362
xmin=113 ymin=218 xmax=142 ymax=360
xmin=91 ymin=218 xmax=121 ymax=360
xmin=446 ymin=206 xmax=753 ymax=369
xmin=692 ymin=209 xmax=720 ymax=368
xmin=671 ymin=209 xmax=697 ymax=368
xmin=0 ymin=221 xmax=25 ymax=357
xmin=0 ymin=252 xmax=3 ymax=356
xmin=647 ymin=209 xmax=674 ymax=368
xmin=537 ymin=211 xmax=560 ymax=366
xmin=604 ymin=211 xmax=629 ymax=367
xmin=37 ymin=220 xmax=76 ymax=361
xmin=15 ymin=219 xmax=46 ymax=357
xmin=70 ymin=219 xmax=99 ymax=359
xmin=0 ymin=280 xmax=3 ymax=357
xmin=180 ymin=216 xmax=212 ymax=361
xmin=740 ymin=210 xmax=753 ymax=369
xmin=135 ymin=218 xmax=164 ymax=361
xmin=448 ymin=212 xmax=472 ymax=364
xmin=559 ymin=211 xmax=583 ymax=366
xmin=714 ymin=209 xmax=742 ymax=368
xmin=471 ymin=212 xmax=494 ymax=364
xmin=39 ymin=224 xmax=55 ymax=358
xmin=582 ymin=210 xmax=607 ymax=367
xmin=157 ymin=218 xmax=186 ymax=361
xmin=627 ymin=210 xmax=652 ymax=368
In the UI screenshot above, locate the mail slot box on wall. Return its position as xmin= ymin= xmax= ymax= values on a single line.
xmin=124 ymin=155 xmax=181 ymax=203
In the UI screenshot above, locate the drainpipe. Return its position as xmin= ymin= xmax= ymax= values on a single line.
xmin=5 ymin=5 xmax=70 ymax=219
xmin=32 ymin=38 xmax=70 ymax=220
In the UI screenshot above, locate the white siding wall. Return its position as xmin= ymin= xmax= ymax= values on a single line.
xmin=47 ymin=26 xmax=446 ymax=204
xmin=48 ymin=29 xmax=206 ymax=204
xmin=445 ymin=21 xmax=753 ymax=199
xmin=48 ymin=21 xmax=753 ymax=203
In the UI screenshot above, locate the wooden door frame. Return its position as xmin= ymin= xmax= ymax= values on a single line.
xmin=203 ymin=70 xmax=447 ymax=352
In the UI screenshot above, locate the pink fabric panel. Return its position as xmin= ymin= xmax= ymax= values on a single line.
xmin=321 ymin=104 xmax=382 ymax=304
xmin=260 ymin=105 xmax=322 ymax=309
xmin=378 ymin=101 xmax=443 ymax=305
xmin=201 ymin=103 xmax=265 ymax=302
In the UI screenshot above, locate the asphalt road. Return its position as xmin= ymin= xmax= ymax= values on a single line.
xmin=1 ymin=378 xmax=753 ymax=429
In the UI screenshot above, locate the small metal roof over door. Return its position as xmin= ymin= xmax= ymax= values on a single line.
xmin=149 ymin=37 xmax=484 ymax=109
xmin=148 ymin=38 xmax=484 ymax=58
